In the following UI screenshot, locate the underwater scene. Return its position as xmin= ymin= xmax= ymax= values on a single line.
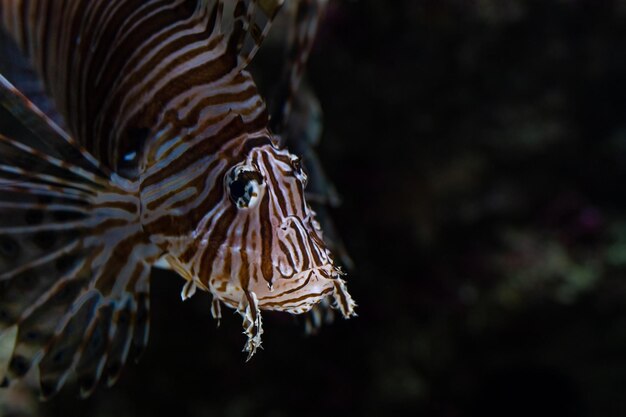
xmin=1 ymin=1 xmax=626 ymax=416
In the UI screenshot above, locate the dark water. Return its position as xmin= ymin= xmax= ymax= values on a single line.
xmin=7 ymin=1 xmax=626 ymax=416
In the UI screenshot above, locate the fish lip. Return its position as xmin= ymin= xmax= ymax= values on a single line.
xmin=253 ymin=264 xmax=345 ymax=313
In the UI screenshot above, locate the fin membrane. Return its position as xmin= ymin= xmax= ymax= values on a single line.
xmin=0 ymin=75 xmax=159 ymax=398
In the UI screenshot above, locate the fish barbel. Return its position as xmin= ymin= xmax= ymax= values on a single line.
xmin=0 ymin=0 xmax=355 ymax=398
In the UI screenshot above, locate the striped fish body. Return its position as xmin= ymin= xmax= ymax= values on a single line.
xmin=0 ymin=0 xmax=354 ymax=398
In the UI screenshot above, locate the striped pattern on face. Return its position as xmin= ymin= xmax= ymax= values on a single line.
xmin=152 ymin=139 xmax=354 ymax=315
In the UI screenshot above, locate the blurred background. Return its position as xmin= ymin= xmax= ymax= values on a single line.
xmin=5 ymin=0 xmax=626 ymax=416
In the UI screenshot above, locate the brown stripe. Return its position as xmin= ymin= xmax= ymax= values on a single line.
xmin=125 ymin=37 xmax=236 ymax=132
xmin=141 ymin=114 xmax=245 ymax=189
xmin=143 ymin=158 xmax=219 ymax=212
xmin=261 ymin=287 xmax=333 ymax=309
xmin=239 ymin=236 xmax=249 ymax=290
xmin=93 ymin=232 xmax=143 ymax=295
xmin=262 ymin=152 xmax=287 ymax=216
xmin=174 ymin=83 xmax=260 ymax=130
xmin=259 ymin=189 xmax=273 ymax=285
xmin=277 ymin=240 xmax=296 ymax=277
xmin=290 ymin=224 xmax=310 ymax=271
xmin=333 ymin=280 xmax=350 ymax=313
xmin=260 ymin=270 xmax=312 ymax=301
xmin=198 ymin=206 xmax=236 ymax=287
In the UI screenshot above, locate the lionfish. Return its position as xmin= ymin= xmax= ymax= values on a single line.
xmin=0 ymin=0 xmax=355 ymax=398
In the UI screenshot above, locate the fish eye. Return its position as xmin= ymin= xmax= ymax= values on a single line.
xmin=226 ymin=166 xmax=264 ymax=209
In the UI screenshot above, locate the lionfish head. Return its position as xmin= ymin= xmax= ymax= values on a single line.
xmin=185 ymin=140 xmax=355 ymax=318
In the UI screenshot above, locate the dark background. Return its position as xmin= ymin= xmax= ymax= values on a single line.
xmin=7 ymin=0 xmax=626 ymax=416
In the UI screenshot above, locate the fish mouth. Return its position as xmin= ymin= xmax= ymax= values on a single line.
xmin=253 ymin=263 xmax=355 ymax=317
xmin=254 ymin=264 xmax=337 ymax=304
